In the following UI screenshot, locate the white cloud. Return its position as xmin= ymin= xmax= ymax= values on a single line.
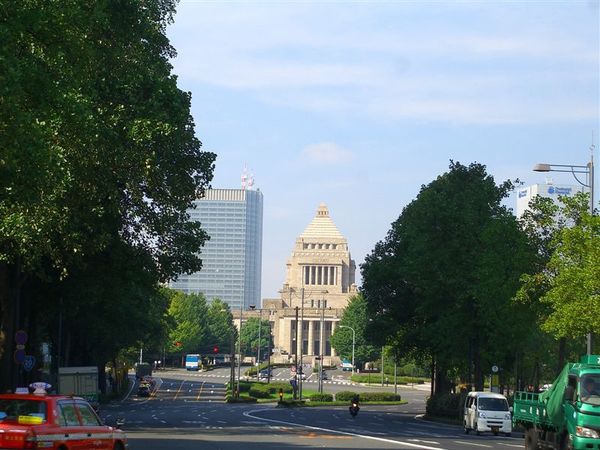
xmin=302 ymin=142 xmax=354 ymax=164
xmin=168 ymin=2 xmax=599 ymax=125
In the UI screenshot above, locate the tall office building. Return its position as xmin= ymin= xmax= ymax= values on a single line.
xmin=516 ymin=183 xmax=589 ymax=218
xmin=170 ymin=188 xmax=263 ymax=310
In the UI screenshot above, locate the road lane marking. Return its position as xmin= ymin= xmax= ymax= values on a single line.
xmin=196 ymin=380 xmax=206 ymax=401
xmin=453 ymin=441 xmax=492 ymax=447
xmin=244 ymin=409 xmax=449 ymax=450
xmin=498 ymin=444 xmax=522 ymax=448
xmin=173 ymin=379 xmax=187 ymax=400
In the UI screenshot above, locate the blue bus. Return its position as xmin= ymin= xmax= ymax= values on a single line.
xmin=185 ymin=354 xmax=200 ymax=371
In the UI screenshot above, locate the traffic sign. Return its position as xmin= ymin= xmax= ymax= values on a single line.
xmin=492 ymin=365 xmax=499 ymax=373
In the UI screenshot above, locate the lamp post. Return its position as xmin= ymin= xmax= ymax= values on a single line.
xmin=339 ymin=325 xmax=355 ymax=377
xmin=534 ymin=148 xmax=595 ymax=354
xmin=236 ymin=305 xmax=243 ymax=398
xmin=249 ymin=305 xmax=262 ymax=373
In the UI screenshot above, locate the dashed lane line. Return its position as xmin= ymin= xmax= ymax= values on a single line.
xmin=243 ymin=409 xmax=449 ymax=450
xmin=452 ymin=441 xmax=492 ymax=448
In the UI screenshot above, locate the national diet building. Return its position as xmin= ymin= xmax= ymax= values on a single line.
xmin=243 ymin=203 xmax=357 ymax=366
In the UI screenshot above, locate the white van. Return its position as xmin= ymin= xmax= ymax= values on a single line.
xmin=463 ymin=392 xmax=512 ymax=436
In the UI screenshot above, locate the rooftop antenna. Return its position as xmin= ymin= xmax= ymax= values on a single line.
xmin=241 ymin=164 xmax=248 ymax=190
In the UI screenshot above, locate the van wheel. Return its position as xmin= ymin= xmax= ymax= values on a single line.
xmin=475 ymin=424 xmax=481 ymax=436
xmin=525 ymin=429 xmax=538 ymax=450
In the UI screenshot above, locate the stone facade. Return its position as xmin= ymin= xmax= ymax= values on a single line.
xmin=239 ymin=203 xmax=356 ymax=367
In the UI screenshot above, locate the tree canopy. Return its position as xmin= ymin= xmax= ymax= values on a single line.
xmin=330 ymin=294 xmax=379 ymax=366
xmin=0 ymin=0 xmax=215 ymax=390
xmin=361 ymin=161 xmax=536 ymax=391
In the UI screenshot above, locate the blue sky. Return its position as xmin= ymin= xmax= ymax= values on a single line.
xmin=166 ymin=0 xmax=599 ymax=299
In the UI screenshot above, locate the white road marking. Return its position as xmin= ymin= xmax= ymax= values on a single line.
xmin=498 ymin=444 xmax=522 ymax=448
xmin=453 ymin=441 xmax=492 ymax=447
xmin=408 ymin=440 xmax=441 ymax=445
xmin=244 ymin=409 xmax=448 ymax=450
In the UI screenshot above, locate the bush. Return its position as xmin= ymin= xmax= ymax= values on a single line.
xmin=309 ymin=393 xmax=333 ymax=402
xmin=426 ymin=392 xmax=467 ymax=418
xmin=225 ymin=395 xmax=257 ymax=403
xmin=335 ymin=391 xmax=359 ymax=402
xmin=359 ymin=392 xmax=401 ymax=402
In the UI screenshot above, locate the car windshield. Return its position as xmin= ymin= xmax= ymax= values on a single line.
xmin=580 ymin=375 xmax=600 ymax=406
xmin=478 ymin=397 xmax=508 ymax=411
xmin=0 ymin=399 xmax=47 ymax=423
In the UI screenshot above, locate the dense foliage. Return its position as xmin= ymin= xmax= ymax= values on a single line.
xmin=361 ymin=162 xmax=537 ymax=392
xmin=330 ymin=294 xmax=379 ymax=367
xmin=0 ymin=0 xmax=215 ymax=390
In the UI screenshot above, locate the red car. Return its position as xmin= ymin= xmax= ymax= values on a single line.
xmin=0 ymin=392 xmax=127 ymax=449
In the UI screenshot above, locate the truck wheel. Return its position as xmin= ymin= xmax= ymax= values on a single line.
xmin=560 ymin=433 xmax=573 ymax=450
xmin=525 ymin=429 xmax=538 ymax=450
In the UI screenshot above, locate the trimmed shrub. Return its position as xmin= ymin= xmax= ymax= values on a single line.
xmin=359 ymin=392 xmax=401 ymax=402
xmin=335 ymin=391 xmax=359 ymax=402
xmin=309 ymin=393 xmax=333 ymax=402
xmin=426 ymin=392 xmax=467 ymax=418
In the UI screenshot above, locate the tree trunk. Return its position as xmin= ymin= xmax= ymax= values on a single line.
xmin=473 ymin=336 xmax=484 ymax=391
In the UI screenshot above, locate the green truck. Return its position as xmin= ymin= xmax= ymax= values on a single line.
xmin=513 ymin=355 xmax=600 ymax=450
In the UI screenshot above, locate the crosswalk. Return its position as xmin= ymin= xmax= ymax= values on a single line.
xmin=181 ymin=372 xmax=357 ymax=386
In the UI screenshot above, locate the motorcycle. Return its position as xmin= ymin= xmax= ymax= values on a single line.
xmin=349 ymin=400 xmax=360 ymax=417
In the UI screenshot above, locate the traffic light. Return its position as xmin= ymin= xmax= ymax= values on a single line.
xmin=213 ymin=345 xmax=219 ymax=353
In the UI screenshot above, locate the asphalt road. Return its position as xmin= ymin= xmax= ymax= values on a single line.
xmin=100 ymin=371 xmax=524 ymax=450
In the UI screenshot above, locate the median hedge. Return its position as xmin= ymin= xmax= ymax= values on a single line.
xmin=334 ymin=391 xmax=401 ymax=402
xmin=309 ymin=393 xmax=333 ymax=402
xmin=426 ymin=392 xmax=467 ymax=418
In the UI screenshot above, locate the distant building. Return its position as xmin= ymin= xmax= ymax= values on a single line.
xmin=516 ymin=182 xmax=589 ymax=218
xmin=239 ymin=203 xmax=357 ymax=367
xmin=170 ymin=188 xmax=263 ymax=311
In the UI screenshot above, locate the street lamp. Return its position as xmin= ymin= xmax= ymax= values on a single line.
xmin=533 ymin=148 xmax=595 ymax=354
xmin=249 ymin=305 xmax=262 ymax=375
xmin=236 ymin=305 xmax=243 ymax=398
xmin=339 ymin=325 xmax=355 ymax=377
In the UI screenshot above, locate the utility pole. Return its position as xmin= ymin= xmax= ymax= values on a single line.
xmin=381 ymin=346 xmax=385 ymax=387
xmin=319 ymin=300 xmax=325 ymax=393
xmin=294 ymin=306 xmax=299 ymax=399
xmin=299 ymin=287 xmax=305 ymax=400
xmin=236 ymin=306 xmax=243 ymax=398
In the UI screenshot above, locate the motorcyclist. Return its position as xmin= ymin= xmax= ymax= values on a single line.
xmin=349 ymin=394 xmax=360 ymax=416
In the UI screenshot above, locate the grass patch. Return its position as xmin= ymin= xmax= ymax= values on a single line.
xmin=350 ymin=374 xmax=427 ymax=384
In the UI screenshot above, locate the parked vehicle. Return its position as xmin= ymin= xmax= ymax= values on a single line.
xmin=57 ymin=366 xmax=100 ymax=411
xmin=135 ymin=362 xmax=152 ymax=379
xmin=513 ymin=355 xmax=600 ymax=450
xmin=463 ymin=391 xmax=512 ymax=436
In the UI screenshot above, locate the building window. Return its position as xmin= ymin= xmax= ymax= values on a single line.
xmin=317 ymin=266 xmax=322 ymax=284
xmin=323 ymin=266 xmax=328 ymax=285
xmin=311 ymin=266 xmax=316 ymax=285
xmin=330 ymin=266 xmax=335 ymax=285
xmin=304 ymin=266 xmax=310 ymax=285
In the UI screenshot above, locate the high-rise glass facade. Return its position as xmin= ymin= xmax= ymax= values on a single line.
xmin=170 ymin=189 xmax=263 ymax=310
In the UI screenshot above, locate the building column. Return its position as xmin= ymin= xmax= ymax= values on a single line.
xmin=331 ymin=321 xmax=338 ymax=357
xmin=307 ymin=320 xmax=315 ymax=355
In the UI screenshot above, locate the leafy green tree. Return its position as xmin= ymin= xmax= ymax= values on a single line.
xmin=516 ymin=193 xmax=592 ymax=378
xmin=540 ymin=211 xmax=599 ymax=340
xmin=167 ymin=291 xmax=209 ymax=355
xmin=330 ymin=294 xmax=379 ymax=367
xmin=0 ymin=0 xmax=215 ymax=389
xmin=239 ymin=317 xmax=271 ymax=361
xmin=361 ymin=161 xmax=537 ymax=392
xmin=206 ymin=299 xmax=236 ymax=354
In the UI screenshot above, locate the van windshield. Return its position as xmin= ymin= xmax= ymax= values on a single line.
xmin=478 ymin=397 xmax=508 ymax=411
